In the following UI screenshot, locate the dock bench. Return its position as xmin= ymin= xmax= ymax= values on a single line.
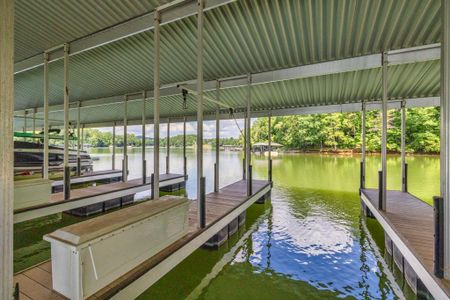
xmin=44 ymin=196 xmax=190 ymax=299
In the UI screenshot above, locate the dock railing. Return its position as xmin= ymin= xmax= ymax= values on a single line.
xmin=433 ymin=196 xmax=444 ymax=278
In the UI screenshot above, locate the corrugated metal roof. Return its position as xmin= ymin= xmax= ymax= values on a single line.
xmin=13 ymin=59 xmax=439 ymax=129
xmin=15 ymin=0 xmax=171 ymax=61
xmin=13 ymin=0 xmax=442 ymax=125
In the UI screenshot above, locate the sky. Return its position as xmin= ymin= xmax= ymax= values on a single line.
xmin=95 ymin=119 xmax=254 ymax=139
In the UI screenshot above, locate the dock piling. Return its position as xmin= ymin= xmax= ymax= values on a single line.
xmin=200 ymin=176 xmax=206 ymax=228
xmin=248 ymin=165 xmax=253 ymax=196
xmin=378 ymin=170 xmax=383 ymax=210
xmin=433 ymin=196 xmax=444 ymax=278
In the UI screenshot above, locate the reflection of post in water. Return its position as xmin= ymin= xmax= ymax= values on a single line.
xmin=265 ymin=205 xmax=273 ymax=271
xmin=358 ymin=217 xmax=372 ymax=299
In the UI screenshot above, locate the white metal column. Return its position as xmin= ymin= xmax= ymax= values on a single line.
xmin=197 ymin=0 xmax=205 ymax=228
xmin=183 ymin=116 xmax=187 ymax=179
xmin=246 ymin=75 xmax=252 ymax=196
xmin=63 ymin=43 xmax=70 ymax=200
xmin=153 ymin=10 xmax=161 ymax=199
xmin=123 ymin=95 xmax=128 ymax=182
xmin=76 ymin=102 xmax=81 ymax=176
xmin=166 ymin=119 xmax=170 ymax=174
xmin=43 ymin=52 xmax=49 ymax=179
xmin=32 ymin=108 xmax=36 ymax=134
xmin=112 ymin=122 xmax=116 ymax=170
xmin=381 ymin=52 xmax=388 ymax=210
xmin=0 ymin=0 xmax=14 ymax=296
xmin=441 ymin=0 xmax=450 ymax=280
xmin=268 ymin=113 xmax=272 ymax=183
xmin=142 ymin=91 xmax=147 ymax=183
xmin=400 ymin=100 xmax=407 ymax=192
xmin=214 ymin=81 xmax=220 ymax=192
xmin=81 ymin=125 xmax=84 ymax=151
xmin=361 ymin=102 xmax=366 ymax=189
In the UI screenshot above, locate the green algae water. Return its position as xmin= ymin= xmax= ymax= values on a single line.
xmin=14 ymin=149 xmax=439 ymax=299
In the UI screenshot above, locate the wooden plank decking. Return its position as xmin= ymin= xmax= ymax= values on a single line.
xmin=14 ymin=179 xmax=271 ymax=300
xmin=14 ymin=173 xmax=185 ymax=224
xmin=51 ymin=169 xmax=123 ymax=188
xmin=361 ymin=189 xmax=450 ymax=299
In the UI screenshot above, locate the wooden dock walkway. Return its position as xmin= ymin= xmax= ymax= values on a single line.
xmin=50 ymin=169 xmax=123 ymax=191
xmin=14 ymin=179 xmax=271 ymax=300
xmin=361 ymin=189 xmax=450 ymax=299
xmin=14 ymin=173 xmax=185 ymax=224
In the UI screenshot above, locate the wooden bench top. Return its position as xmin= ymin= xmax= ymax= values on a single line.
xmin=44 ymin=196 xmax=189 ymax=246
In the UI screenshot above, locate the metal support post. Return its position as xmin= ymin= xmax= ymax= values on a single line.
xmin=246 ymin=75 xmax=252 ymax=196
xmin=63 ymin=43 xmax=70 ymax=200
xmin=0 ymin=1 xmax=14 ymax=296
xmin=441 ymin=0 xmax=450 ymax=279
xmin=197 ymin=0 xmax=205 ymax=228
xmin=43 ymin=52 xmax=49 ymax=179
xmin=401 ymin=100 xmax=407 ymax=192
xmin=153 ymin=11 xmax=161 ymax=199
xmin=112 ymin=122 xmax=116 ymax=170
xmin=166 ymin=118 xmax=170 ymax=174
xmin=215 ymin=81 xmax=220 ymax=192
xmin=142 ymin=91 xmax=147 ymax=183
xmin=380 ymin=52 xmax=388 ymax=210
xmin=361 ymin=101 xmax=366 ymax=190
xmin=123 ymin=95 xmax=128 ymax=182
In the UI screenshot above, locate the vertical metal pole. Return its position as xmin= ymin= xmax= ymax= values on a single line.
xmin=246 ymin=75 xmax=252 ymax=196
xmin=183 ymin=116 xmax=187 ymax=179
xmin=441 ymin=0 xmax=450 ymax=280
xmin=268 ymin=113 xmax=272 ymax=183
xmin=142 ymin=91 xmax=147 ymax=183
xmin=361 ymin=101 xmax=366 ymax=190
xmin=32 ymin=108 xmax=36 ymax=135
xmin=197 ymin=0 xmax=205 ymax=228
xmin=23 ymin=110 xmax=27 ymax=141
xmin=0 ymin=0 xmax=14 ymax=296
xmin=81 ymin=125 xmax=84 ymax=151
xmin=123 ymin=95 xmax=128 ymax=182
xmin=153 ymin=11 xmax=161 ymax=199
xmin=43 ymin=52 xmax=49 ymax=179
xmin=63 ymin=43 xmax=70 ymax=200
xmin=243 ymin=115 xmax=247 ymax=180
xmin=380 ymin=52 xmax=388 ymax=211
xmin=401 ymin=100 xmax=407 ymax=192
xmin=215 ymin=81 xmax=220 ymax=192
xmin=166 ymin=118 xmax=170 ymax=174
xmin=112 ymin=122 xmax=116 ymax=170
xmin=76 ymin=102 xmax=81 ymax=176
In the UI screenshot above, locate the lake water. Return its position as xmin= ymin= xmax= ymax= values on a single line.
xmin=14 ymin=148 xmax=440 ymax=299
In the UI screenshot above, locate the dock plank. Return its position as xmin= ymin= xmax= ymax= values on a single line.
xmin=361 ymin=189 xmax=450 ymax=298
xmin=13 ymin=179 xmax=270 ymax=300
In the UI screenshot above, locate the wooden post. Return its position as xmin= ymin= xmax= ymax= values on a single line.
xmin=63 ymin=43 xmax=71 ymax=200
xmin=153 ymin=10 xmax=161 ymax=199
xmin=197 ymin=0 xmax=206 ymax=228
xmin=380 ymin=52 xmax=388 ymax=211
xmin=0 ymin=0 xmax=14 ymax=296
xmin=441 ymin=0 xmax=450 ymax=280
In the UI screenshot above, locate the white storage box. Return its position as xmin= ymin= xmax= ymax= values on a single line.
xmin=14 ymin=179 xmax=52 ymax=210
xmin=44 ymin=195 xmax=190 ymax=299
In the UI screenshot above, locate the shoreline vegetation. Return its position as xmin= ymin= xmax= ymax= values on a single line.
xmin=81 ymin=107 xmax=439 ymax=155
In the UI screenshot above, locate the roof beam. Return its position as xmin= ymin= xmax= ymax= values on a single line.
xmin=13 ymin=0 xmax=236 ymax=74
xmin=23 ymin=45 xmax=439 ymax=115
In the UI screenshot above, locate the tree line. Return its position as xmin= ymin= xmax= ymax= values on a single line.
xmin=250 ymin=107 xmax=440 ymax=153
